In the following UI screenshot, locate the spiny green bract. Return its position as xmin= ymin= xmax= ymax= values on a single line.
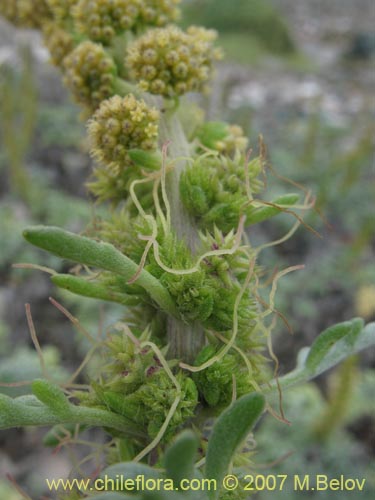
xmin=95 ymin=210 xmax=261 ymax=334
xmin=180 ymin=152 xmax=264 ymax=232
xmin=79 ymin=331 xmax=198 ymax=441
xmin=121 ymin=371 xmax=198 ymax=440
xmin=126 ymin=25 xmax=222 ymax=97
xmin=147 ymin=232 xmax=216 ymax=323
xmin=200 ymin=226 xmax=256 ymax=284
xmin=63 ymin=41 xmax=117 ymax=112
xmin=193 ymin=345 xmax=255 ymax=408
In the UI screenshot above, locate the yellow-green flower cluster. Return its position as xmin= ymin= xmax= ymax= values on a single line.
xmin=42 ymin=22 xmax=74 ymax=67
xmin=74 ymin=0 xmax=140 ymax=45
xmin=88 ymin=94 xmax=160 ymax=174
xmin=138 ymin=0 xmax=181 ymax=27
xmin=46 ymin=0 xmax=76 ymax=24
xmin=63 ymin=41 xmax=117 ymax=111
xmin=215 ymin=125 xmax=249 ymax=154
xmin=0 ymin=0 xmax=51 ymax=28
xmin=73 ymin=0 xmax=181 ymax=45
xmin=196 ymin=121 xmax=249 ymax=156
xmin=126 ymin=25 xmax=222 ymax=97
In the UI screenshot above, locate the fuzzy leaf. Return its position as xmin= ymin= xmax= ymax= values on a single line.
xmin=31 ymin=379 xmax=72 ymax=418
xmin=205 ymin=392 xmax=265 ymax=499
xmin=128 ymin=149 xmax=162 ymax=170
xmin=101 ymin=462 xmax=163 ymax=484
xmin=164 ymin=430 xmax=199 ymax=487
xmin=23 ymin=226 xmax=178 ymax=316
xmin=305 ymin=318 xmax=363 ymax=371
xmin=247 ymin=193 xmax=300 ymax=224
xmin=52 ymin=273 xmax=131 ymax=305
xmin=264 ymin=319 xmax=375 ymax=394
xmin=196 ymin=121 xmax=229 ymax=149
xmin=0 ymin=392 xmax=145 ymax=438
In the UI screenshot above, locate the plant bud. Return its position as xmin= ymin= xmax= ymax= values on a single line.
xmin=74 ymin=0 xmax=141 ymax=44
xmin=46 ymin=0 xmax=76 ymax=24
xmin=63 ymin=41 xmax=117 ymax=111
xmin=0 ymin=0 xmax=51 ymax=28
xmin=126 ymin=25 xmax=222 ymax=97
xmin=88 ymin=94 xmax=160 ymax=174
xmin=42 ymin=22 xmax=74 ymax=67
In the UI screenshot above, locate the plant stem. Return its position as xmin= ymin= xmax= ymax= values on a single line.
xmin=158 ymin=110 xmax=206 ymax=363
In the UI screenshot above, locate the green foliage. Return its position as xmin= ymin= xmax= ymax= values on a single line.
xmin=264 ymin=319 xmax=375 ymax=394
xmin=193 ymin=345 xmax=256 ymax=408
xmin=23 ymin=225 xmax=178 ymax=316
xmin=164 ymin=430 xmax=199 ymax=488
xmin=205 ymin=392 xmax=265 ymax=499
xmin=256 ymin=374 xmax=375 ymax=500
xmin=180 ymin=151 xmax=299 ymax=232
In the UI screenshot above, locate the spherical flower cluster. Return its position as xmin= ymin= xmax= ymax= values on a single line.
xmin=88 ymin=94 xmax=160 ymax=174
xmin=46 ymin=0 xmax=76 ymax=24
xmin=74 ymin=0 xmax=141 ymax=45
xmin=138 ymin=0 xmax=181 ymax=27
xmin=214 ymin=124 xmax=249 ymax=154
xmin=74 ymin=0 xmax=181 ymax=45
xmin=126 ymin=25 xmax=222 ymax=97
xmin=63 ymin=41 xmax=117 ymax=111
xmin=196 ymin=121 xmax=249 ymax=156
xmin=43 ymin=22 xmax=74 ymax=67
xmin=0 ymin=0 xmax=51 ymax=28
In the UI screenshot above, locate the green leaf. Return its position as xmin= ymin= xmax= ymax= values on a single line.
xmin=205 ymin=392 xmax=265 ymax=499
xmin=32 ymin=379 xmax=72 ymax=418
xmin=196 ymin=121 xmax=229 ymax=149
xmin=247 ymin=193 xmax=300 ymax=224
xmin=263 ymin=319 xmax=375 ymax=394
xmin=128 ymin=149 xmax=162 ymax=170
xmin=23 ymin=226 xmax=178 ymax=317
xmin=164 ymin=430 xmax=199 ymax=487
xmin=305 ymin=318 xmax=363 ymax=371
xmin=0 ymin=392 xmax=145 ymax=438
xmin=52 ymin=274 xmax=131 ymax=305
xmin=101 ymin=462 xmax=163 ymax=492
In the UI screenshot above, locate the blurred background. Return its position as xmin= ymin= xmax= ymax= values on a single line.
xmin=0 ymin=0 xmax=374 ymax=498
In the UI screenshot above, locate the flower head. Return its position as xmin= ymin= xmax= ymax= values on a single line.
xmin=88 ymin=94 xmax=160 ymax=174
xmin=0 ymin=0 xmax=51 ymax=28
xmin=63 ymin=41 xmax=117 ymax=111
xmin=46 ymin=0 xmax=76 ymax=24
xmin=74 ymin=0 xmax=141 ymax=45
xmin=73 ymin=0 xmax=181 ymax=45
xmin=138 ymin=0 xmax=181 ymax=27
xmin=126 ymin=25 xmax=222 ymax=97
xmin=43 ymin=22 xmax=74 ymax=67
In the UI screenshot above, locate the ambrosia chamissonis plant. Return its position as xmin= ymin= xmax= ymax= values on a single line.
xmin=1 ymin=2 xmax=374 ymax=500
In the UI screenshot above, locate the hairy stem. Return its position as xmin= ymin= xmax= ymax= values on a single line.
xmin=158 ymin=110 xmax=206 ymax=363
